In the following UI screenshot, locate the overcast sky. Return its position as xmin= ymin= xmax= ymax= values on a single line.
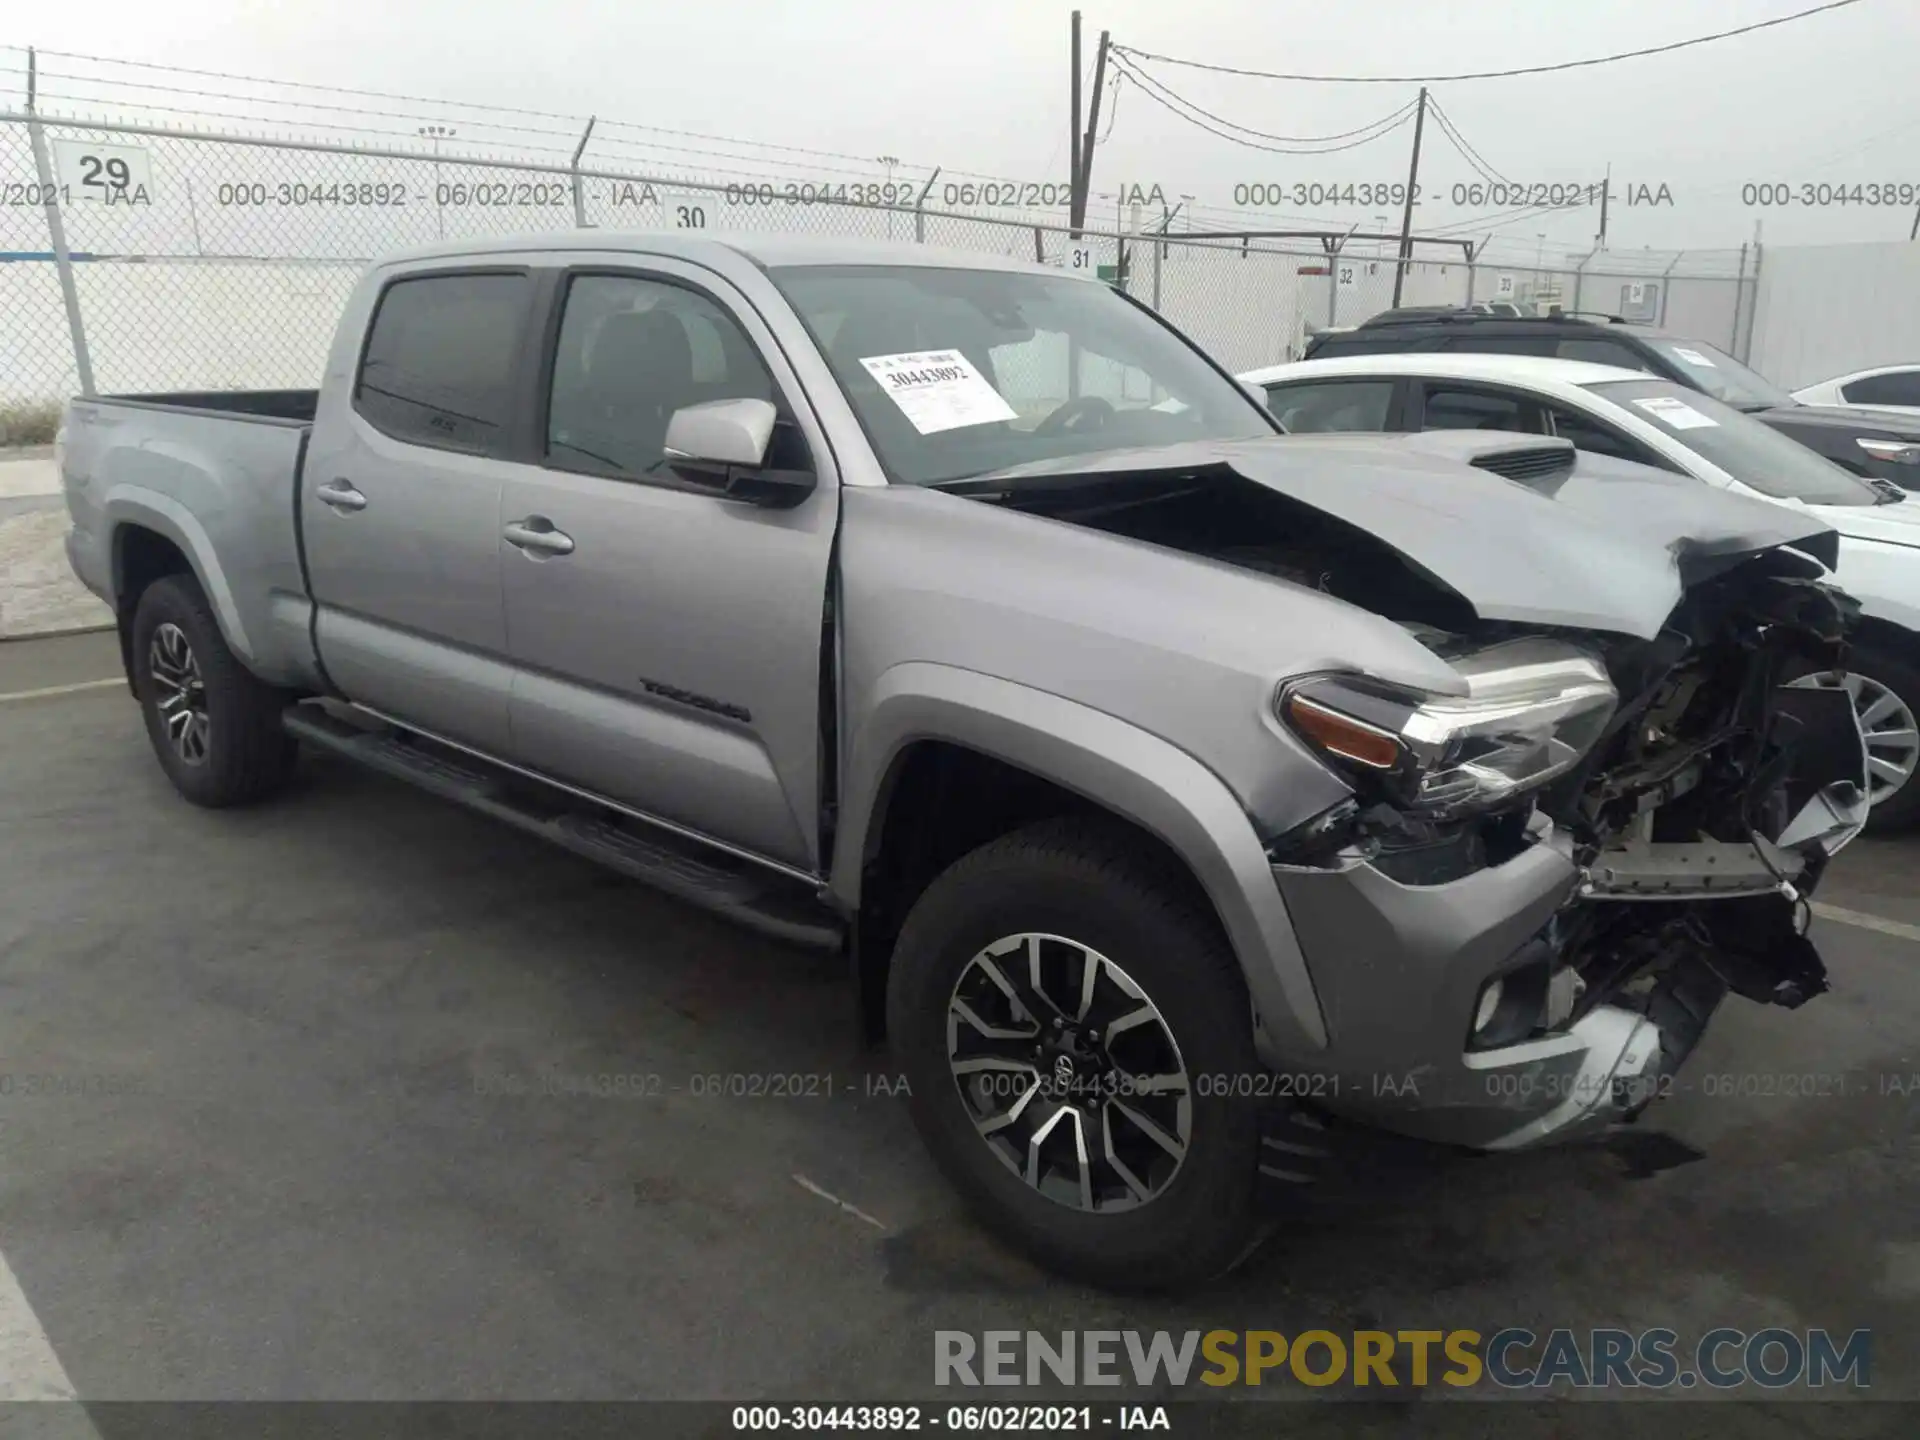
xmin=8 ymin=0 xmax=1914 ymax=259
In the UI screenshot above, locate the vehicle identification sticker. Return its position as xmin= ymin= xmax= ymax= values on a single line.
xmin=1633 ymin=396 xmax=1719 ymax=430
xmin=1671 ymin=346 xmax=1717 ymax=368
xmin=859 ymin=350 xmax=1017 ymax=434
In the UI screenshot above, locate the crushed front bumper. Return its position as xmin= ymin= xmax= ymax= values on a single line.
xmin=1266 ymin=798 xmax=1846 ymax=1151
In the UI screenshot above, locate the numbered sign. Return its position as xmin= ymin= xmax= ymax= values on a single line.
xmin=1067 ymin=243 xmax=1094 ymax=273
xmin=51 ymin=138 xmax=154 ymax=203
xmin=1495 ymin=273 xmax=1516 ymax=298
xmin=1336 ymin=263 xmax=1357 ymax=289
xmin=660 ymin=193 xmax=710 ymax=230
xmin=1626 ymin=281 xmax=1646 ymax=306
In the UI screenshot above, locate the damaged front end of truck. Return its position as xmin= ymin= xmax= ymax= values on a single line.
xmin=954 ymin=432 xmax=1869 ymax=1148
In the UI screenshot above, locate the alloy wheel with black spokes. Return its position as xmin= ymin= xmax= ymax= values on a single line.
xmin=148 ymin=621 xmax=212 ymax=766
xmin=130 ymin=574 xmax=298 ymax=808
xmin=889 ymin=818 xmax=1269 ymax=1291
xmin=948 ymin=932 xmax=1192 ymax=1214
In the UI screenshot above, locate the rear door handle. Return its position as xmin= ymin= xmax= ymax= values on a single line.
xmin=503 ymin=517 xmax=575 ymax=557
xmin=316 ymin=478 xmax=367 ymax=513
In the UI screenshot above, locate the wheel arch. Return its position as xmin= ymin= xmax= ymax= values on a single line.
xmin=106 ymin=494 xmax=253 ymax=691
xmin=834 ymin=662 xmax=1327 ymax=1057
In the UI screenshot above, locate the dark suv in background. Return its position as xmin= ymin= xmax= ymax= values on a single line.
xmin=1304 ymin=310 xmax=1920 ymax=489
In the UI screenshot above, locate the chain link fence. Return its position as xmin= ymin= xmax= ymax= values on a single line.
xmin=1 ymin=109 xmax=1762 ymax=415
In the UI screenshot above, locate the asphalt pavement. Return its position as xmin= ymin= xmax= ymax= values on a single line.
xmin=0 ymin=630 xmax=1914 ymax=1430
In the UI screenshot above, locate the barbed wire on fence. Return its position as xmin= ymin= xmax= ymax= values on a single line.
xmin=0 ymin=100 xmax=1759 ymax=408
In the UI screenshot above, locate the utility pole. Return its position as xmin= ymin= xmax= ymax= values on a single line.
xmin=1069 ymin=12 xmax=1083 ymax=231
xmin=1597 ymin=162 xmax=1611 ymax=249
xmin=1073 ymin=28 xmax=1112 ymax=234
xmin=1389 ymin=86 xmax=1428 ymax=307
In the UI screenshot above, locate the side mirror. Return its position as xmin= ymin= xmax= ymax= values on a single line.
xmin=663 ymin=398 xmax=815 ymax=507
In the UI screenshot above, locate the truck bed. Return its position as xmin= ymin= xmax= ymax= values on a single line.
xmin=94 ymin=389 xmax=319 ymax=425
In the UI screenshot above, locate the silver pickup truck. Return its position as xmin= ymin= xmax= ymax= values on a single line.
xmin=61 ymin=232 xmax=1869 ymax=1290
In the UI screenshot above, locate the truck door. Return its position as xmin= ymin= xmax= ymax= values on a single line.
xmin=302 ymin=267 xmax=535 ymax=754
xmin=497 ymin=261 xmax=839 ymax=873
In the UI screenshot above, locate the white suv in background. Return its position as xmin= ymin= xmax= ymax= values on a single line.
xmin=1244 ymin=352 xmax=1920 ymax=830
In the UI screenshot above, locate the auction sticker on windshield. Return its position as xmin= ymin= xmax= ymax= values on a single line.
xmin=1634 ymin=396 xmax=1719 ymax=430
xmin=859 ymin=350 xmax=1017 ymax=434
xmin=1671 ymin=346 xmax=1718 ymax=368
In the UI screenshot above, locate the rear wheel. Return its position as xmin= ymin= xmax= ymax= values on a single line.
xmin=886 ymin=817 xmax=1265 ymax=1291
xmin=1791 ymin=646 xmax=1920 ymax=833
xmin=130 ymin=574 xmax=297 ymax=807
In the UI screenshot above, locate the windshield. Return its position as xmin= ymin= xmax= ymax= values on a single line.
xmin=1587 ymin=378 xmax=1880 ymax=507
xmin=1640 ymin=336 xmax=1797 ymax=411
xmin=770 ymin=264 xmax=1276 ymax=486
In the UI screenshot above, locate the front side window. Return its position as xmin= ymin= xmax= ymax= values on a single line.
xmin=1545 ymin=403 xmax=1676 ymax=469
xmin=1263 ymin=379 xmax=1395 ymax=433
xmin=355 ymin=272 xmax=531 ymax=454
xmin=544 ymin=273 xmax=788 ymax=480
xmin=769 ymin=264 xmax=1274 ymax=486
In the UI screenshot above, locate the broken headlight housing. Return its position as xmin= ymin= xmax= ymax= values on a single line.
xmin=1279 ymin=639 xmax=1618 ymax=820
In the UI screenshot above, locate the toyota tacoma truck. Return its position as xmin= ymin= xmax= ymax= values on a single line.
xmin=61 ymin=233 xmax=1869 ymax=1290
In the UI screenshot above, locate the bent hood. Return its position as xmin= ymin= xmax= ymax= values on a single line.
xmin=962 ymin=432 xmax=1839 ymax=641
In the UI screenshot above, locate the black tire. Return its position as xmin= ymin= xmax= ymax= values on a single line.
xmin=886 ymin=816 xmax=1265 ymax=1291
xmin=1851 ymin=645 xmax=1920 ymax=834
xmin=130 ymin=573 xmax=297 ymax=808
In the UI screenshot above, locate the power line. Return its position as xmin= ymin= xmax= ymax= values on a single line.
xmin=1424 ymin=96 xmax=1517 ymax=189
xmin=1110 ymin=0 xmax=1871 ymax=83
xmin=1096 ymin=71 xmax=1123 ymax=144
xmin=1110 ymin=53 xmax=1416 ymax=155
xmin=1110 ymin=53 xmax=1420 ymax=146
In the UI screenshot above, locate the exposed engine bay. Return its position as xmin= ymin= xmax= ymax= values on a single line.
xmin=966 ymin=447 xmax=1869 ymax=1075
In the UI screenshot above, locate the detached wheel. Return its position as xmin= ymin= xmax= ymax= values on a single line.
xmin=887 ymin=817 xmax=1264 ymax=1291
xmin=130 ymin=574 xmax=297 ymax=808
xmin=1793 ymin=647 xmax=1920 ymax=833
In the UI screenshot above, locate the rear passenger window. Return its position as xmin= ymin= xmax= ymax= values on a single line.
xmin=1842 ymin=371 xmax=1920 ymax=407
xmin=1556 ymin=338 xmax=1655 ymax=372
xmin=1433 ymin=334 xmax=1557 ymax=357
xmin=1420 ymin=387 xmax=1539 ymax=434
xmin=544 ymin=273 xmax=795 ymax=480
xmin=355 ymin=272 xmax=531 ymax=454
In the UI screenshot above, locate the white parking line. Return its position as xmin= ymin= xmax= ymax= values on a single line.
xmin=0 ymin=1248 xmax=79 ymax=1403
xmin=0 ymin=677 xmax=121 ymax=705
xmin=792 ymin=1173 xmax=889 ymax=1232
xmin=1812 ymin=901 xmax=1920 ymax=945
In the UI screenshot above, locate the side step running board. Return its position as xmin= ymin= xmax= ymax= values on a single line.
xmin=283 ymin=704 xmax=843 ymax=951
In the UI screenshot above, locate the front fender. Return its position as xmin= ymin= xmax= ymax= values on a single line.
xmin=1837 ymin=537 xmax=1920 ymax=635
xmin=833 ymin=661 xmax=1328 ymax=1056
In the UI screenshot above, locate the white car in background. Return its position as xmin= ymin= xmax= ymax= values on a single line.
xmin=1243 ymin=352 xmax=1920 ymax=830
xmin=1794 ymin=365 xmax=1920 ymax=415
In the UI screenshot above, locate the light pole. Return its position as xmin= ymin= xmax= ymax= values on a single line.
xmin=419 ymin=125 xmax=456 ymax=239
xmin=877 ymin=154 xmax=900 ymax=239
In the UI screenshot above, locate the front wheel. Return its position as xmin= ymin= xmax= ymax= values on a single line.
xmin=130 ymin=574 xmax=298 ymax=808
xmin=886 ymin=818 xmax=1266 ymax=1291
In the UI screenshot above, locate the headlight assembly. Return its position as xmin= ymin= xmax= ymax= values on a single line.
xmin=1279 ymin=639 xmax=1618 ymax=820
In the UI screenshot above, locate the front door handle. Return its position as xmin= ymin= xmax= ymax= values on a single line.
xmin=316 ymin=478 xmax=367 ymax=513
xmin=503 ymin=517 xmax=576 ymax=557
